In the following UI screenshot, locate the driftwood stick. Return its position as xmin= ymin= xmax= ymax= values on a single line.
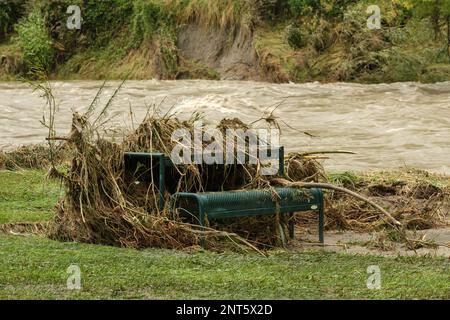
xmin=270 ymin=177 xmax=402 ymax=227
xmin=46 ymin=136 xmax=70 ymax=141
xmin=299 ymin=150 xmax=356 ymax=156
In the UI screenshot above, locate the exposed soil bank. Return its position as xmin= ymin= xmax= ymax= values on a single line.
xmin=177 ymin=25 xmax=261 ymax=81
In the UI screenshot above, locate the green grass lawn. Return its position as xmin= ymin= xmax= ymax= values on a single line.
xmin=0 ymin=169 xmax=448 ymax=300
xmin=0 ymin=170 xmax=62 ymax=224
xmin=0 ymin=234 xmax=449 ymax=299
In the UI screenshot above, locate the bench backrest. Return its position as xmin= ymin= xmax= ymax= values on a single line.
xmin=124 ymin=147 xmax=286 ymax=210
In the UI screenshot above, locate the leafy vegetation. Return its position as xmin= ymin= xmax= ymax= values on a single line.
xmin=131 ymin=0 xmax=168 ymax=46
xmin=0 ymin=0 xmax=25 ymax=40
xmin=14 ymin=8 xmax=54 ymax=73
xmin=286 ymin=23 xmax=305 ymax=49
xmin=2 ymin=0 xmax=450 ymax=82
xmin=408 ymin=0 xmax=450 ymax=55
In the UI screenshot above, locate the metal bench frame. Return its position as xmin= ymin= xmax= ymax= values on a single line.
xmin=124 ymin=152 xmax=171 ymax=210
xmin=124 ymin=147 xmax=325 ymax=243
xmin=171 ymin=188 xmax=324 ymax=243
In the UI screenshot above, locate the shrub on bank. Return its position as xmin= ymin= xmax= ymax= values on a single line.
xmin=15 ymin=8 xmax=54 ymax=73
xmin=0 ymin=0 xmax=26 ymax=40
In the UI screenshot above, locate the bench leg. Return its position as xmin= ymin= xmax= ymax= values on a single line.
xmin=288 ymin=213 xmax=295 ymax=239
xmin=199 ymin=209 xmax=206 ymax=249
xmin=319 ymin=203 xmax=324 ymax=244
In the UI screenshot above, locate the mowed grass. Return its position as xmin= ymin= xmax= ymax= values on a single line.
xmin=0 ymin=234 xmax=449 ymax=300
xmin=0 ymin=170 xmax=62 ymax=224
xmin=0 ymin=169 xmax=448 ymax=299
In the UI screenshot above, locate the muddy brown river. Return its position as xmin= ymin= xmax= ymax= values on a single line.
xmin=0 ymin=80 xmax=449 ymax=173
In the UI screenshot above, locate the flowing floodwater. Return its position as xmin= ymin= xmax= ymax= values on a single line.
xmin=0 ymin=80 xmax=449 ymax=173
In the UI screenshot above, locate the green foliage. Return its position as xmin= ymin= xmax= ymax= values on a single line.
xmin=410 ymin=0 xmax=450 ymax=17
xmin=3 ymin=0 xmax=450 ymax=82
xmin=81 ymin=0 xmax=133 ymax=45
xmin=409 ymin=0 xmax=450 ymax=38
xmin=157 ymin=28 xmax=179 ymax=78
xmin=369 ymin=48 xmax=424 ymax=82
xmin=286 ymin=24 xmax=305 ymax=49
xmin=288 ymin=0 xmax=316 ymax=17
xmin=131 ymin=0 xmax=169 ymax=48
xmin=38 ymin=0 xmax=82 ymax=65
xmin=326 ymin=0 xmax=357 ymax=18
xmin=128 ymin=0 xmax=179 ymax=76
xmin=0 ymin=0 xmax=26 ymax=39
xmin=407 ymin=0 xmax=450 ymax=56
xmin=288 ymin=0 xmax=355 ymax=18
xmin=255 ymin=0 xmax=291 ymax=20
xmin=36 ymin=0 xmax=134 ymax=67
xmin=419 ymin=63 xmax=450 ymax=83
xmin=15 ymin=8 xmax=54 ymax=72
xmin=38 ymin=0 xmax=133 ymax=46
xmin=311 ymin=20 xmax=334 ymax=52
xmin=40 ymin=0 xmax=81 ymax=26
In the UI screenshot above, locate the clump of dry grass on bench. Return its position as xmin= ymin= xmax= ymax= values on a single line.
xmin=27 ymin=82 xmax=446 ymax=251
xmin=326 ymin=170 xmax=449 ymax=232
xmin=47 ymin=109 xmax=309 ymax=250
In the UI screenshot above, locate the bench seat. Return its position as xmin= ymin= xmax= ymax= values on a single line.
xmin=171 ymin=187 xmax=324 ymax=243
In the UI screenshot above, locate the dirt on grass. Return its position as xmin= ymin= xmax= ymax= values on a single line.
xmin=291 ymin=227 xmax=450 ymax=257
xmin=0 ymin=222 xmax=48 ymax=236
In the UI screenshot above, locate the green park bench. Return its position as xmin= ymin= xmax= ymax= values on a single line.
xmin=124 ymin=147 xmax=325 ymax=244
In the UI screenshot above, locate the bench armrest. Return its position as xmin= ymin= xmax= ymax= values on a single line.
xmin=170 ymin=193 xmax=208 ymax=226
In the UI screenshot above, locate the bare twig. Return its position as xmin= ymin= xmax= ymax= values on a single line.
xmin=300 ymin=150 xmax=356 ymax=156
xmin=270 ymin=177 xmax=402 ymax=227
